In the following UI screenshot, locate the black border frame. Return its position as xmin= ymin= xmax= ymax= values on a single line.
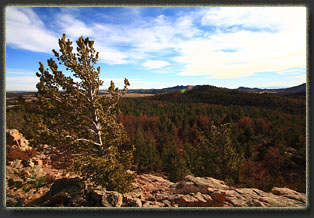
xmin=0 ymin=0 xmax=312 ymax=217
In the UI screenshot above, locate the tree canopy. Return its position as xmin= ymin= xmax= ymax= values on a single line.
xmin=35 ymin=34 xmax=134 ymax=193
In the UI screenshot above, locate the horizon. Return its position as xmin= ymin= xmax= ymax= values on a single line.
xmin=6 ymin=6 xmax=306 ymax=91
xmin=5 ymin=82 xmax=306 ymax=93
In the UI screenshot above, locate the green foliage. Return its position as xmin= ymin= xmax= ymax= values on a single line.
xmin=73 ymin=146 xmax=135 ymax=193
xmin=161 ymin=139 xmax=190 ymax=182
xmin=6 ymin=62 xmax=306 ymax=192
xmin=133 ymin=136 xmax=161 ymax=173
xmin=117 ymin=95 xmax=305 ymax=192
xmin=196 ymin=123 xmax=243 ymax=184
xmin=152 ymin=85 xmax=305 ymax=115
xmin=33 ymin=34 xmax=134 ymax=193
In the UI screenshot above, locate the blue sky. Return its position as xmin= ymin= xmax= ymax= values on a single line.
xmin=6 ymin=6 xmax=306 ymax=91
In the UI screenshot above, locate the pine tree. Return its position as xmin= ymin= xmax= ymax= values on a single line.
xmin=197 ymin=123 xmax=242 ymax=184
xmin=133 ymin=134 xmax=161 ymax=173
xmin=35 ymin=34 xmax=134 ymax=193
xmin=161 ymin=138 xmax=190 ymax=182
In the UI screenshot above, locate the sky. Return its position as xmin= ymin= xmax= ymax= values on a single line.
xmin=5 ymin=6 xmax=306 ymax=91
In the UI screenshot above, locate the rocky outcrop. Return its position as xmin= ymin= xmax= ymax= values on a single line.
xmin=6 ymin=129 xmax=68 ymax=207
xmin=24 ymin=174 xmax=306 ymax=208
xmin=6 ymin=129 xmax=30 ymax=150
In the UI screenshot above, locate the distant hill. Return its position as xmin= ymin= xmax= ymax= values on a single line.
xmin=151 ymin=84 xmax=305 ymax=115
xmin=279 ymin=83 xmax=306 ymax=92
xmin=237 ymin=83 xmax=306 ymax=94
xmin=125 ymin=85 xmax=199 ymax=94
xmin=125 ymin=83 xmax=306 ymax=96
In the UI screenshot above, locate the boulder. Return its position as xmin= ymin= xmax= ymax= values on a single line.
xmin=6 ymin=129 xmax=30 ymax=150
xmin=122 ymin=194 xmax=143 ymax=207
xmin=136 ymin=174 xmax=174 ymax=194
xmin=271 ymin=187 xmax=306 ymax=203
xmin=102 ymin=191 xmax=123 ymax=207
xmin=223 ymin=187 xmax=306 ymax=207
xmin=88 ymin=189 xmax=123 ymax=207
xmin=38 ymin=177 xmax=85 ymax=206
xmin=175 ymin=192 xmax=213 ymax=207
xmin=211 ymin=190 xmax=226 ymax=207
xmin=16 ymin=172 xmax=307 ymax=208
xmin=175 ymin=175 xmax=228 ymax=194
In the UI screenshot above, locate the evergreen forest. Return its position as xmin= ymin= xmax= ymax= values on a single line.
xmin=6 ymin=84 xmax=307 ymax=193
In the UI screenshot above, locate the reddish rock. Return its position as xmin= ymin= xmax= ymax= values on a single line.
xmin=122 ymin=194 xmax=142 ymax=207
xmin=211 ymin=191 xmax=226 ymax=207
xmin=193 ymin=192 xmax=213 ymax=207
xmin=6 ymin=129 xmax=22 ymax=145
xmin=102 ymin=191 xmax=123 ymax=207
xmin=6 ymin=129 xmax=30 ymax=150
xmin=34 ymin=159 xmax=43 ymax=166
xmin=175 ymin=194 xmax=198 ymax=207
xmin=271 ymin=187 xmax=306 ymax=203
xmin=142 ymin=201 xmax=165 ymax=207
xmin=175 ymin=175 xmax=228 ymax=195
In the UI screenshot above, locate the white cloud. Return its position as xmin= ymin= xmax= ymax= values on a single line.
xmin=6 ymin=7 xmax=58 ymax=53
xmin=142 ymin=60 xmax=170 ymax=69
xmin=6 ymin=6 xmax=306 ymax=84
xmin=96 ymin=44 xmax=129 ymax=65
xmin=6 ymin=71 xmax=35 ymax=75
xmin=5 ymin=7 xmax=200 ymax=66
xmin=176 ymin=7 xmax=306 ymax=79
xmin=6 ymin=7 xmax=130 ymax=65
xmin=201 ymin=7 xmax=305 ymax=31
xmin=6 ymin=83 xmax=38 ymax=91
xmin=277 ymin=67 xmax=306 ymax=75
xmin=57 ymin=14 xmax=93 ymax=38
xmin=6 ymin=76 xmax=39 ymax=91
xmin=6 ymin=71 xmax=39 ymax=91
xmin=6 ymin=76 xmax=39 ymax=83
xmin=288 ymin=74 xmax=306 ymax=80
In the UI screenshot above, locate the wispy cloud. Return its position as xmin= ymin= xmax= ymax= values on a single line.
xmin=54 ymin=7 xmax=201 ymax=64
xmin=200 ymin=7 xmax=304 ymax=31
xmin=6 ymin=71 xmax=36 ymax=76
xmin=6 ymin=7 xmax=58 ymax=53
xmin=288 ymin=74 xmax=306 ymax=80
xmin=277 ymin=67 xmax=306 ymax=75
xmin=6 ymin=6 xmax=306 ymax=87
xmin=6 ymin=76 xmax=38 ymax=83
xmin=56 ymin=13 xmax=94 ymax=38
xmin=142 ymin=60 xmax=170 ymax=69
xmin=176 ymin=7 xmax=306 ymax=79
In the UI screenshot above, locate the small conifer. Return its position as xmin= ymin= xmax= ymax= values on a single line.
xmin=35 ymin=34 xmax=135 ymax=193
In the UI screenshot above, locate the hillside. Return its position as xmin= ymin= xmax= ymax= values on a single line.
xmin=6 ymin=82 xmax=307 ymax=202
xmin=237 ymin=83 xmax=306 ymax=93
xmin=151 ymin=85 xmax=305 ymax=115
xmin=237 ymin=83 xmax=306 ymax=99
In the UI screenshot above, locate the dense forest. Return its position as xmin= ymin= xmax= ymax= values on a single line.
xmin=6 ymin=84 xmax=306 ymax=193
